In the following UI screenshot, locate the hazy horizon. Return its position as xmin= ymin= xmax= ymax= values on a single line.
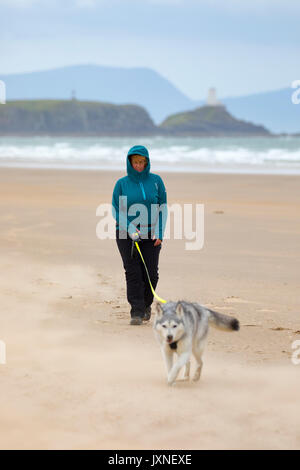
xmin=0 ymin=63 xmax=292 ymax=102
xmin=0 ymin=0 xmax=299 ymax=100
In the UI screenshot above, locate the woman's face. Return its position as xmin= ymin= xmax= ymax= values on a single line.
xmin=131 ymin=155 xmax=147 ymax=172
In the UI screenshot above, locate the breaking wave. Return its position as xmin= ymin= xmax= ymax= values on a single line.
xmin=0 ymin=136 xmax=300 ymax=173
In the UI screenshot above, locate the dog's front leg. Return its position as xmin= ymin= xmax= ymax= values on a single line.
xmin=167 ymin=351 xmax=191 ymax=386
xmin=161 ymin=346 xmax=173 ymax=376
xmin=183 ymin=361 xmax=190 ymax=381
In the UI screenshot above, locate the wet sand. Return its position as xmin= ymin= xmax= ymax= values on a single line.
xmin=0 ymin=167 xmax=299 ymax=449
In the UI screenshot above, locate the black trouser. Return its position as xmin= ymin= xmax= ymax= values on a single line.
xmin=116 ymin=230 xmax=162 ymax=318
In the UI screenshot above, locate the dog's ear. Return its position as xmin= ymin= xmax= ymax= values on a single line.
xmin=176 ymin=302 xmax=184 ymax=319
xmin=155 ymin=302 xmax=163 ymax=319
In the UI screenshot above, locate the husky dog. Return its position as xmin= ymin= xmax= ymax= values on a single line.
xmin=153 ymin=301 xmax=239 ymax=385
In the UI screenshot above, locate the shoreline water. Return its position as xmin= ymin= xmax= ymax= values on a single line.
xmin=1 ymin=135 xmax=300 ymax=175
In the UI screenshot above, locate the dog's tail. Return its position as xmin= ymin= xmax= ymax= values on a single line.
xmin=206 ymin=308 xmax=240 ymax=332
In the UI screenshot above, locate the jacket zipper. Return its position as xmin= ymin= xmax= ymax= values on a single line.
xmin=139 ymin=182 xmax=146 ymax=200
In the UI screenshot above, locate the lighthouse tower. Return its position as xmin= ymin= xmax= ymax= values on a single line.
xmin=206 ymin=87 xmax=223 ymax=107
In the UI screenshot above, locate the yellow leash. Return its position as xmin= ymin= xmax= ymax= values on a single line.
xmin=135 ymin=241 xmax=167 ymax=304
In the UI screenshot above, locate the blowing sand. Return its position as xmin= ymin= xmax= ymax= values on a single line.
xmin=0 ymin=168 xmax=299 ymax=450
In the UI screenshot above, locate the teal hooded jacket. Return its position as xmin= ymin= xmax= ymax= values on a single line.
xmin=112 ymin=145 xmax=167 ymax=240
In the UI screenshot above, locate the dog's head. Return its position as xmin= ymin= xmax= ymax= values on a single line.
xmin=153 ymin=301 xmax=186 ymax=345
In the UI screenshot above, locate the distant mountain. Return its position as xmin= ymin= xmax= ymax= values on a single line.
xmin=160 ymin=105 xmax=270 ymax=136
xmin=0 ymin=100 xmax=156 ymax=136
xmin=1 ymin=65 xmax=298 ymax=132
xmin=1 ymin=65 xmax=192 ymax=125
xmin=222 ymin=88 xmax=300 ymax=134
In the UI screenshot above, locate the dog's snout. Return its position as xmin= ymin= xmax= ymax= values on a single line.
xmin=167 ymin=335 xmax=173 ymax=342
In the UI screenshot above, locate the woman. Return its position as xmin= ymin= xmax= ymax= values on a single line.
xmin=112 ymin=145 xmax=167 ymax=325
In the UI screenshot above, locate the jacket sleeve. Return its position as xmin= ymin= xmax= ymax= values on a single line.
xmin=112 ymin=179 xmax=136 ymax=236
xmin=154 ymin=176 xmax=168 ymax=241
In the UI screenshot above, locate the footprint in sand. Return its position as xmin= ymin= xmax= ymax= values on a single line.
xmin=97 ymin=273 xmax=113 ymax=286
xmin=257 ymin=308 xmax=277 ymax=313
xmin=270 ymin=327 xmax=291 ymax=332
xmin=36 ymin=278 xmax=59 ymax=286
xmin=224 ymin=296 xmax=250 ymax=304
xmin=93 ymin=320 xmax=110 ymax=324
xmin=210 ymin=305 xmax=235 ymax=311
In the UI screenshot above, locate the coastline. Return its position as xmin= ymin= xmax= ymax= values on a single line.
xmin=1 ymin=162 xmax=300 ymax=175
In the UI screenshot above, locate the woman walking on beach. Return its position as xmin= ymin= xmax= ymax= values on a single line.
xmin=112 ymin=145 xmax=167 ymax=325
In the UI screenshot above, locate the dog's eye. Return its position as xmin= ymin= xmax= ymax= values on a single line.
xmin=162 ymin=325 xmax=167 ymax=328
xmin=173 ymin=325 xmax=177 ymax=328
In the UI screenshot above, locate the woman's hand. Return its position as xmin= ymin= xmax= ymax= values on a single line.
xmin=153 ymin=237 xmax=162 ymax=246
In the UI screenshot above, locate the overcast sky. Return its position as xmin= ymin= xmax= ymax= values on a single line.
xmin=0 ymin=0 xmax=299 ymax=99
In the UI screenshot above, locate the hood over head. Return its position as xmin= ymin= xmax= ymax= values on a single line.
xmin=127 ymin=145 xmax=150 ymax=182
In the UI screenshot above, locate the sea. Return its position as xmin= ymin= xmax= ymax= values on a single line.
xmin=1 ymin=135 xmax=300 ymax=174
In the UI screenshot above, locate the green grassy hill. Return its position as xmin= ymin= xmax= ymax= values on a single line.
xmin=0 ymin=99 xmax=156 ymax=136
xmin=160 ymin=105 xmax=271 ymax=136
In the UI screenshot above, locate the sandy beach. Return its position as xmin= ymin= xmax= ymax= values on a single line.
xmin=0 ymin=167 xmax=299 ymax=450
